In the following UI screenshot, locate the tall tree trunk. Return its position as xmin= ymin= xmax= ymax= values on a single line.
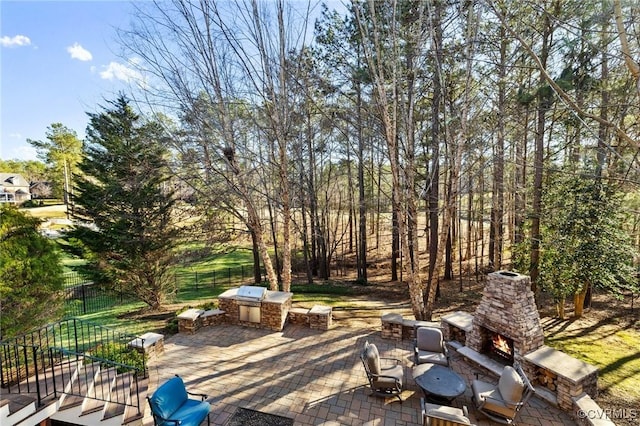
xmin=529 ymin=7 xmax=554 ymax=292
xmin=251 ymin=230 xmax=262 ymax=284
xmin=490 ymin=25 xmax=507 ymax=271
xmin=353 ymin=0 xmax=425 ymax=319
xmin=426 ymin=0 xmax=443 ymax=304
xmin=357 ymin=71 xmax=368 ymax=282
xmin=275 ymin=0 xmax=291 ymax=292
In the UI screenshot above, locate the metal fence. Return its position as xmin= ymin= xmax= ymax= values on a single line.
xmin=63 ymin=283 xmax=132 ymax=316
xmin=63 ymin=265 xmax=262 ymax=316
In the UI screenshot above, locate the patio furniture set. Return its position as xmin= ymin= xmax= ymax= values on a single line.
xmin=360 ymin=325 xmax=536 ymax=426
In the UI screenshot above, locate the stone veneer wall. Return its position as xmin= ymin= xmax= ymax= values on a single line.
xmin=466 ymin=271 xmax=545 ymax=360
xmin=218 ymin=297 xmax=291 ymax=331
xmin=218 ymin=298 xmax=239 ymax=324
xmin=261 ymin=299 xmax=292 ymax=331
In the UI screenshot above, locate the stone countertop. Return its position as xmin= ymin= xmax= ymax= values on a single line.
xmin=441 ymin=311 xmax=474 ymax=331
xmin=218 ymin=288 xmax=239 ymax=299
xmin=263 ymin=290 xmax=293 ymax=304
xmin=524 ymin=345 xmax=598 ymax=383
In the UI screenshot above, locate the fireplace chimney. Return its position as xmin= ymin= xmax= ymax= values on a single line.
xmin=466 ymin=271 xmax=545 ymax=361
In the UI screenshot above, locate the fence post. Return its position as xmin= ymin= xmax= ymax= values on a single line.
xmin=195 ymin=271 xmax=199 ymax=291
xmin=32 ymin=346 xmax=42 ymax=406
xmin=81 ymin=284 xmax=87 ymax=315
xmin=73 ymin=318 xmax=80 ymax=353
xmin=213 ymin=270 xmax=216 ymax=287
xmin=228 ymin=268 xmax=231 ymax=285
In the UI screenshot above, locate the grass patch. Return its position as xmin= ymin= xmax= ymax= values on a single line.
xmin=77 ymin=301 xmax=154 ymax=336
xmin=545 ymin=319 xmax=640 ymax=406
xmin=291 ymin=282 xmax=356 ymax=307
xmin=21 ymin=203 xmax=67 ymax=219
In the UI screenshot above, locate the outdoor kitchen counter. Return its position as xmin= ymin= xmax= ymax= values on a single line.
xmin=263 ymin=290 xmax=294 ymax=304
xmin=218 ymin=287 xmax=294 ymax=331
xmin=217 ymin=288 xmax=293 ymax=303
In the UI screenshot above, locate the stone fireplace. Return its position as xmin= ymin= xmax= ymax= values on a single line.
xmin=465 ymin=271 xmax=545 ymax=363
xmin=452 ymin=271 xmax=602 ymax=414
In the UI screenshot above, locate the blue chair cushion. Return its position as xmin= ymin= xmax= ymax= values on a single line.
xmin=149 ymin=377 xmax=189 ymax=421
xmin=161 ymin=399 xmax=210 ymax=426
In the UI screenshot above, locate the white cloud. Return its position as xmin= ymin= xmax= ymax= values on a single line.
xmin=9 ymin=133 xmax=23 ymax=139
xmin=1 ymin=35 xmax=31 ymax=48
xmin=14 ymin=145 xmax=38 ymax=161
xmin=67 ymin=42 xmax=92 ymax=61
xmin=100 ymin=61 xmax=144 ymax=85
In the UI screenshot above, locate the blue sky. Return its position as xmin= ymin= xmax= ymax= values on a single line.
xmin=1 ymin=1 xmax=140 ymax=161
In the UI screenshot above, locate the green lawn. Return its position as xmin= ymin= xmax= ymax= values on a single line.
xmin=546 ymin=320 xmax=640 ymax=406
xmin=20 ymin=203 xmax=68 ymax=219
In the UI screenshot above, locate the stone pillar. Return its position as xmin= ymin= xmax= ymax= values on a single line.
xmin=381 ymin=313 xmax=403 ymax=340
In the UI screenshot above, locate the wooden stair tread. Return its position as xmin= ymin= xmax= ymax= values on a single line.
xmin=8 ymin=358 xmax=81 ymax=396
xmin=81 ymin=366 xmax=117 ymax=416
xmin=103 ymin=372 xmax=133 ymax=420
xmin=0 ymin=394 xmax=36 ymax=415
xmin=59 ymin=362 xmax=101 ymax=411
xmin=122 ymin=375 xmax=148 ymax=424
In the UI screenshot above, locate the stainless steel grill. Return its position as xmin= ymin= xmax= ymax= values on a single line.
xmin=235 ymin=286 xmax=266 ymax=323
xmin=235 ymin=285 xmax=267 ymax=308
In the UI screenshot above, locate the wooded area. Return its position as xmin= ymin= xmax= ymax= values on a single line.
xmin=118 ymin=0 xmax=640 ymax=319
xmin=6 ymin=0 xmax=640 ymax=320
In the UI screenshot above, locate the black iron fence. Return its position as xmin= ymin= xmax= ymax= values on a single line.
xmin=64 ymin=281 xmax=133 ymax=317
xmin=63 ymin=265 xmax=262 ymax=316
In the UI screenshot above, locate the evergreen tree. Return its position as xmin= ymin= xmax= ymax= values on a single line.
xmin=0 ymin=205 xmax=64 ymax=338
xmin=539 ymin=169 xmax=638 ymax=318
xmin=28 ymin=123 xmax=83 ymax=212
xmin=68 ymin=96 xmax=179 ymax=310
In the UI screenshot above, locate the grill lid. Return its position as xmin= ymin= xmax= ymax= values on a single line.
xmin=236 ymin=285 xmax=267 ymax=300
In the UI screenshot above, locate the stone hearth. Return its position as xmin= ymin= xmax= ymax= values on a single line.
xmin=466 ymin=271 xmax=545 ymax=362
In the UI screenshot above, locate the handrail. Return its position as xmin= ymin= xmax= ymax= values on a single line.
xmin=47 ymin=348 xmax=143 ymax=413
xmin=0 ymin=317 xmax=146 ymax=412
xmin=0 ymin=317 xmax=141 ymax=353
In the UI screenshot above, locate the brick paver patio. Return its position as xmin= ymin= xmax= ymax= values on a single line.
xmin=144 ymin=323 xmax=578 ymax=425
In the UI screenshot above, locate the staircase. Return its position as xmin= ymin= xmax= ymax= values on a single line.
xmin=0 ymin=318 xmax=151 ymax=426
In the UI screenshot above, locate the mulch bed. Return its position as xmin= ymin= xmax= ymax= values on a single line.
xmin=225 ymin=407 xmax=294 ymax=426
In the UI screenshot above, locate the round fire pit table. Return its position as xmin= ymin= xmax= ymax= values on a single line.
xmin=412 ymin=363 xmax=466 ymax=403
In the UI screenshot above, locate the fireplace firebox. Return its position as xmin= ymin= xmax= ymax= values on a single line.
xmin=482 ymin=329 xmax=514 ymax=364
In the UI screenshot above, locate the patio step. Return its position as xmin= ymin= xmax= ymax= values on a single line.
xmin=103 ymin=371 xmax=134 ymax=420
xmin=122 ymin=375 xmax=149 ymax=425
xmin=51 ymin=370 xmax=144 ymax=426
xmin=0 ymin=395 xmax=37 ymax=425
xmin=81 ymin=366 xmax=117 ymax=415
xmin=59 ymin=361 xmax=101 ymax=411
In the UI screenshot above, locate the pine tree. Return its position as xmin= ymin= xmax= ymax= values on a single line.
xmin=539 ymin=169 xmax=638 ymax=318
xmin=68 ymin=96 xmax=179 ymax=310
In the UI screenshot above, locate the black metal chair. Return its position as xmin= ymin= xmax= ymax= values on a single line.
xmin=421 ymin=398 xmax=475 ymax=426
